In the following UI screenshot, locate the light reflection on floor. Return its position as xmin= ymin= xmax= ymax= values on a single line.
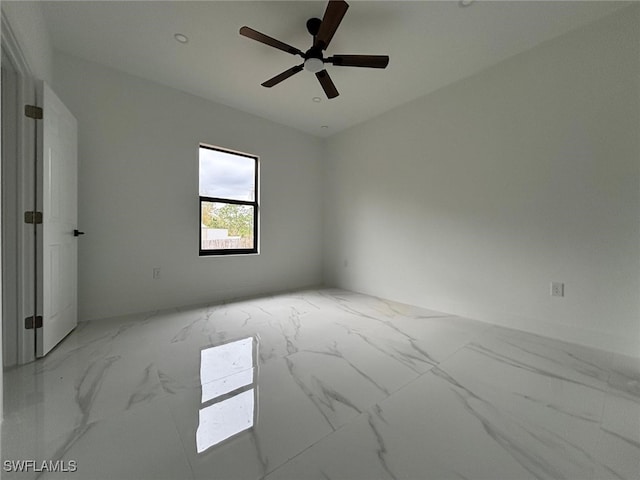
xmin=197 ymin=337 xmax=256 ymax=453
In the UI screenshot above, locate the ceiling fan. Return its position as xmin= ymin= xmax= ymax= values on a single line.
xmin=239 ymin=0 xmax=389 ymax=99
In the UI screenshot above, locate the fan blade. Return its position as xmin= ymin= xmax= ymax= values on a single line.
xmin=262 ymin=64 xmax=304 ymax=88
xmin=240 ymin=26 xmax=304 ymax=57
xmin=316 ymin=70 xmax=339 ymax=99
xmin=315 ymin=0 xmax=349 ymax=50
xmin=329 ymin=55 xmax=389 ymax=69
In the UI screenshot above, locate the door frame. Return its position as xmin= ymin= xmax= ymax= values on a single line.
xmin=2 ymin=11 xmax=37 ymax=366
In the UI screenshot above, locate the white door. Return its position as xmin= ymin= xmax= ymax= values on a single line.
xmin=35 ymin=82 xmax=78 ymax=357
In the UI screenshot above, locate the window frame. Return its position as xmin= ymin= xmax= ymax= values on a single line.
xmin=198 ymin=144 xmax=259 ymax=256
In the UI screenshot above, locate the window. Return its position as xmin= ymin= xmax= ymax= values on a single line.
xmin=199 ymin=145 xmax=258 ymax=256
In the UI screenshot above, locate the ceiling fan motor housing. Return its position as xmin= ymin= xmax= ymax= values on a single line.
xmin=303 ymin=44 xmax=325 ymax=73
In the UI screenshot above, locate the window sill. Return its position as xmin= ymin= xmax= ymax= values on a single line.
xmin=199 ymin=251 xmax=260 ymax=257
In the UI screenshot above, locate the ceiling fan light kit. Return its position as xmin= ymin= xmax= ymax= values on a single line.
xmin=304 ymin=58 xmax=324 ymax=73
xmin=239 ymin=0 xmax=389 ymax=99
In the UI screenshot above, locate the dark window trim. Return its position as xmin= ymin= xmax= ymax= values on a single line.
xmin=199 ymin=145 xmax=259 ymax=257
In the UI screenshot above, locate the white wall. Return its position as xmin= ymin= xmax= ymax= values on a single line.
xmin=53 ymin=53 xmax=324 ymax=321
xmin=324 ymin=6 xmax=640 ymax=357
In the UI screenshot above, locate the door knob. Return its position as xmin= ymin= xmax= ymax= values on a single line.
xmin=73 ymin=229 xmax=85 ymax=237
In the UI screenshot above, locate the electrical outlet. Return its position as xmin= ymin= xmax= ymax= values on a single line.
xmin=550 ymin=282 xmax=564 ymax=297
xmin=153 ymin=267 xmax=161 ymax=280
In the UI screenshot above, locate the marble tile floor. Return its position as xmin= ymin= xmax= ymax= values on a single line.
xmin=1 ymin=289 xmax=638 ymax=480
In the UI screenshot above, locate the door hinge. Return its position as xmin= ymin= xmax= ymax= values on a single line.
xmin=25 ymin=316 xmax=43 ymax=329
xmin=25 ymin=105 xmax=43 ymax=120
xmin=24 ymin=211 xmax=43 ymax=224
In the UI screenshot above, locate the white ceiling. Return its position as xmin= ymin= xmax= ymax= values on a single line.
xmin=40 ymin=1 xmax=628 ymax=137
